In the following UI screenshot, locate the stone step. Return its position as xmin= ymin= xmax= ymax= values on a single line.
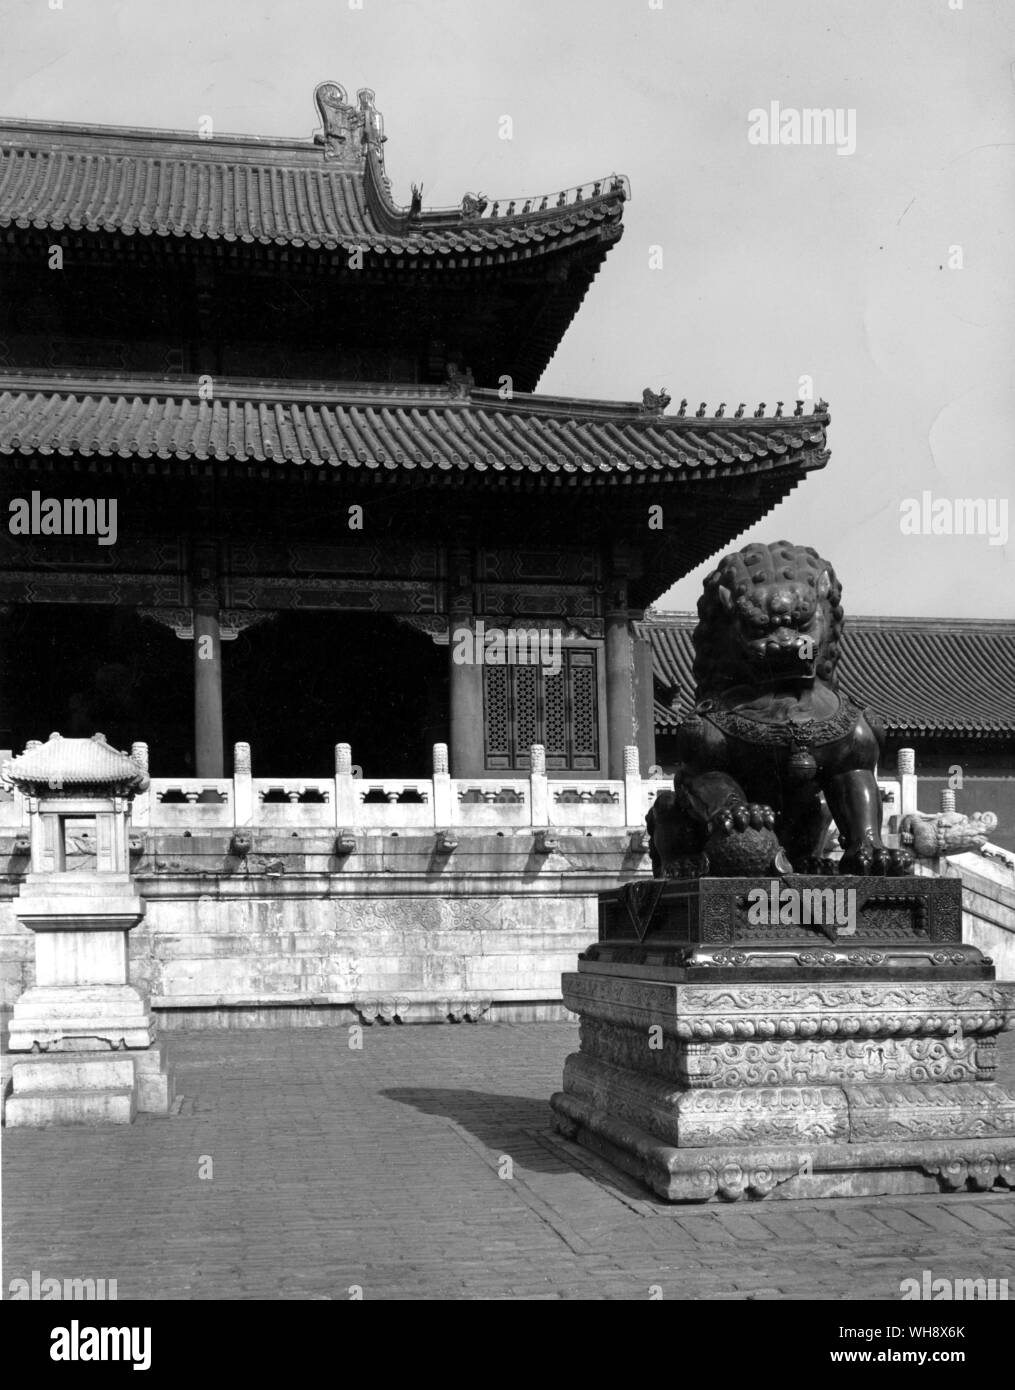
xmin=4 ymin=1087 xmax=136 ymax=1127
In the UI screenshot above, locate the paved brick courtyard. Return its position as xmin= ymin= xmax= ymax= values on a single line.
xmin=3 ymin=1023 xmax=1015 ymax=1301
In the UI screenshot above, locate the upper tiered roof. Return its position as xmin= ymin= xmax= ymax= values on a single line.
xmin=0 ymin=82 xmax=627 ymax=263
xmin=0 ymin=83 xmax=629 ymax=391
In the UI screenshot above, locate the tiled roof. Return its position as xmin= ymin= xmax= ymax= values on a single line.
xmin=3 ymin=732 xmax=148 ymax=789
xmin=0 ymin=119 xmax=626 ymax=262
xmin=0 ymin=374 xmax=831 ymax=486
xmin=646 ymin=614 xmax=1015 ymax=738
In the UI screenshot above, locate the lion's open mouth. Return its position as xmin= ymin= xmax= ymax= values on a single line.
xmin=745 ymin=636 xmax=816 ymax=675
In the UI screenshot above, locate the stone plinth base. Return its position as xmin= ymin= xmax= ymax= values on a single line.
xmin=8 ymin=984 xmax=156 ymax=1051
xmin=551 ymin=1093 xmax=1015 ymax=1201
xmin=550 ymin=877 xmax=1015 ymax=1201
xmin=3 ymin=1044 xmax=174 ymax=1127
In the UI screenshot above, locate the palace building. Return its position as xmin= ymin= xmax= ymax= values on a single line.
xmin=0 ymin=83 xmax=830 ymax=783
xmin=12 ymin=82 xmax=999 ymax=1032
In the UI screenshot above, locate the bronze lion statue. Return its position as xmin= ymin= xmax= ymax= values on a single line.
xmin=647 ymin=541 xmax=913 ymax=878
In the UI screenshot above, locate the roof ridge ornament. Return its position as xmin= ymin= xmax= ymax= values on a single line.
xmin=313 ymin=81 xmax=386 ymax=167
xmin=445 ymin=363 xmax=475 ymax=399
xmin=640 ymin=388 xmax=671 ymax=415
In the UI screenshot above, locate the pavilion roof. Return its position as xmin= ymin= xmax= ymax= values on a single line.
xmin=0 ymin=372 xmax=829 ymax=487
xmin=0 ymin=112 xmax=627 ymax=265
xmin=3 ymin=731 xmax=149 ymax=792
xmin=645 ymin=613 xmax=1015 ymax=739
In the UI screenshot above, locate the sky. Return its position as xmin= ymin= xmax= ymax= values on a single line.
xmin=2 ymin=0 xmax=1013 ymax=617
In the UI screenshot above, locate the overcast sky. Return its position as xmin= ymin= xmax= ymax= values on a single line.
xmin=3 ymin=0 xmax=1012 ymax=618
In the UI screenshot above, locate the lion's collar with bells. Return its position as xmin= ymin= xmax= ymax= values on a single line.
xmin=693 ymin=690 xmax=866 ymax=752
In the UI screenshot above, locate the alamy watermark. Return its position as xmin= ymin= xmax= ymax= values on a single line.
xmin=747 ymin=880 xmax=857 ymax=935
xmin=451 ymin=620 xmax=562 ymax=677
xmin=8 ymin=1270 xmax=117 ymax=1299
xmin=899 ymin=491 xmax=1008 ymax=547
xmin=8 ymin=492 xmax=117 ymax=546
xmin=900 ymin=1269 xmax=1008 ymax=1301
xmin=748 ymin=101 xmax=856 ymax=156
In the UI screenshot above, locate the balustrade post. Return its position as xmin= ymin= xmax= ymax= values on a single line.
xmin=623 ymin=745 xmax=643 ymax=826
xmin=529 ymin=744 xmax=548 ymax=826
xmin=432 ymin=743 xmax=454 ymax=826
xmin=335 ymin=743 xmax=358 ymax=826
xmin=130 ymin=741 xmax=151 ymax=827
xmin=898 ymin=748 xmax=918 ymax=817
xmin=233 ymin=742 xmax=253 ymax=826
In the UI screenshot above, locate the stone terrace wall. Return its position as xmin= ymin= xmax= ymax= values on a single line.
xmin=0 ymin=829 xmax=642 ymax=1031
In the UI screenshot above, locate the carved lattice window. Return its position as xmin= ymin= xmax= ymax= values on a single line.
xmin=484 ymin=667 xmax=511 ymax=759
xmin=483 ymin=648 xmax=600 ymax=770
xmin=515 ymin=665 xmax=539 ymax=757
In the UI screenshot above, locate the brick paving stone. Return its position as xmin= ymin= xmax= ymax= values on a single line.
xmin=3 ymin=1023 xmax=1015 ymax=1300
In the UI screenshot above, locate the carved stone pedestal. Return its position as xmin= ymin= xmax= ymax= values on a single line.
xmin=550 ymin=877 xmax=1015 ymax=1201
xmin=4 ymin=875 xmax=174 ymax=1127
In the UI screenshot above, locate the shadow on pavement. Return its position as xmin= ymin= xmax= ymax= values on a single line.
xmin=382 ymin=1087 xmax=567 ymax=1174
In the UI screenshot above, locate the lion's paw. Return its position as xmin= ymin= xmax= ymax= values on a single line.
xmin=840 ymin=843 xmax=916 ymax=877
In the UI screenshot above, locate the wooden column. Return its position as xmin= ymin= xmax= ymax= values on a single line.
xmin=191 ymin=539 xmax=224 ymax=777
xmin=633 ymin=625 xmax=656 ymax=775
xmin=604 ymin=576 xmax=637 ymax=781
xmin=447 ymin=544 xmax=484 ymax=777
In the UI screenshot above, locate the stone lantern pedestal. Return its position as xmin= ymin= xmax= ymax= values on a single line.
xmin=1 ymin=733 xmax=173 ymax=1126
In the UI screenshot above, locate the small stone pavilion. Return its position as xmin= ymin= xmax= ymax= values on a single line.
xmin=3 ymin=733 xmax=172 ymax=1124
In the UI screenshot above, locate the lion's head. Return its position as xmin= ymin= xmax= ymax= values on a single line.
xmin=692 ymin=541 xmax=844 ymax=698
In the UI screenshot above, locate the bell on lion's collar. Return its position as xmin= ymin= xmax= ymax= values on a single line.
xmin=787 ymin=747 xmax=818 ymax=781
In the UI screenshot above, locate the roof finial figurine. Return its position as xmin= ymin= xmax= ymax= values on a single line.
xmin=734 ymin=403 xmax=746 ymax=418
xmin=641 ymin=388 xmax=671 ymax=414
xmin=815 ymin=397 xmax=829 ymax=414
xmin=677 ymin=398 xmax=688 ymax=417
xmin=409 ymin=183 xmax=423 ymax=218
xmin=715 ymin=402 xmax=726 ymax=418
xmin=794 ymin=400 xmax=804 ymax=416
xmin=461 ymin=192 xmax=488 ymax=218
xmin=775 ymin=401 xmax=784 ymax=418
xmin=695 ymin=402 xmax=707 ymax=417
xmin=314 ymin=81 xmax=377 ymax=164
xmin=754 ymin=402 xmax=766 ymax=418
xmin=445 ymin=363 xmax=475 ymax=398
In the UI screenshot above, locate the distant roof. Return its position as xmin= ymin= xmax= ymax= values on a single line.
xmin=0 ymin=373 xmax=830 ymax=485
xmin=646 ymin=613 xmax=1015 ymax=739
xmin=0 ymin=83 xmax=627 ymax=262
